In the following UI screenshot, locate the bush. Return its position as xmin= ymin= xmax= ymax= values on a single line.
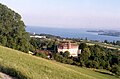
xmin=65 ymin=59 xmax=74 ymax=64
xmin=92 ymin=61 xmax=99 ymax=69
xmin=86 ymin=60 xmax=93 ymax=68
xmin=110 ymin=64 xmax=120 ymax=76
xmin=86 ymin=60 xmax=99 ymax=69
xmin=63 ymin=51 xmax=70 ymax=58
xmin=36 ymin=53 xmax=47 ymax=59
xmin=54 ymin=53 xmax=64 ymax=62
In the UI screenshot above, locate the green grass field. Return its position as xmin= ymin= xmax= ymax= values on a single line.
xmin=0 ymin=45 xmax=119 ymax=79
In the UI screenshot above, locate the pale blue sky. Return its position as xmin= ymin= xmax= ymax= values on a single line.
xmin=1 ymin=0 xmax=120 ymax=29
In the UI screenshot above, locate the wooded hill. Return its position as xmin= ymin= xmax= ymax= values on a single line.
xmin=0 ymin=3 xmax=30 ymax=53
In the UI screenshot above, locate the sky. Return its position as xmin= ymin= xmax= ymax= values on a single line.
xmin=1 ymin=0 xmax=120 ymax=29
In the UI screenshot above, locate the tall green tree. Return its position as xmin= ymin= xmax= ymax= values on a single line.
xmin=0 ymin=3 xmax=30 ymax=53
xmin=79 ymin=47 xmax=91 ymax=66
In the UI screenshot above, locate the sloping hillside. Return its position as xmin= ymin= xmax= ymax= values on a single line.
xmin=0 ymin=46 xmax=119 ymax=79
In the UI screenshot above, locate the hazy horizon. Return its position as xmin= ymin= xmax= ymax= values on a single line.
xmin=1 ymin=0 xmax=120 ymax=29
xmin=27 ymin=26 xmax=120 ymax=31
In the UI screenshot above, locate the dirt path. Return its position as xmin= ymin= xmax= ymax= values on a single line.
xmin=0 ymin=72 xmax=16 ymax=79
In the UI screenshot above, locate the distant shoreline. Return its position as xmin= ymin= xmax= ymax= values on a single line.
xmin=87 ymin=30 xmax=120 ymax=37
xmin=26 ymin=26 xmax=120 ymax=42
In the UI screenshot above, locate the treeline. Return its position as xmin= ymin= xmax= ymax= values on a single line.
xmin=0 ymin=3 xmax=30 ymax=53
xmin=39 ymin=33 xmax=62 ymax=39
xmin=104 ymin=40 xmax=120 ymax=46
xmin=29 ymin=38 xmax=57 ymax=52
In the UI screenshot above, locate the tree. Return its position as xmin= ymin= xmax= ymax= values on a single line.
xmin=79 ymin=43 xmax=87 ymax=52
xmin=79 ymin=48 xmax=91 ymax=66
xmin=63 ymin=51 xmax=70 ymax=58
xmin=116 ymin=41 xmax=120 ymax=46
xmin=0 ymin=3 xmax=30 ymax=53
xmin=104 ymin=40 xmax=108 ymax=44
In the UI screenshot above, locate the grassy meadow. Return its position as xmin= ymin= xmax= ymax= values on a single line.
xmin=0 ymin=45 xmax=119 ymax=79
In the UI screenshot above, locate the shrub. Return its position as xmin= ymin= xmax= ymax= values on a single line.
xmin=110 ymin=64 xmax=120 ymax=76
xmin=66 ymin=59 xmax=74 ymax=64
xmin=36 ymin=53 xmax=47 ymax=59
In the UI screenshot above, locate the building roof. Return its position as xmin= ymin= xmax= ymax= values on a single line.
xmin=58 ymin=42 xmax=78 ymax=49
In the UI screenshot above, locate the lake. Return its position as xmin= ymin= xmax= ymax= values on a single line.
xmin=26 ymin=26 xmax=120 ymax=42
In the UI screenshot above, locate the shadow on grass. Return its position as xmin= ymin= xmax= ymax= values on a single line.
xmin=95 ymin=70 xmax=114 ymax=76
xmin=0 ymin=65 xmax=28 ymax=79
xmin=95 ymin=70 xmax=120 ymax=78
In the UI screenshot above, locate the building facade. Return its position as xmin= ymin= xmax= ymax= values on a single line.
xmin=58 ymin=42 xmax=81 ymax=57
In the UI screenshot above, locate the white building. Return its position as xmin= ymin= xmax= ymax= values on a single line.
xmin=30 ymin=35 xmax=46 ymax=39
xmin=58 ymin=42 xmax=81 ymax=57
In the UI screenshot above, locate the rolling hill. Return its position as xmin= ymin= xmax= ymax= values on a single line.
xmin=0 ymin=45 xmax=119 ymax=79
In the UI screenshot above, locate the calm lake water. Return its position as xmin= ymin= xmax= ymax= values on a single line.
xmin=26 ymin=26 xmax=120 ymax=42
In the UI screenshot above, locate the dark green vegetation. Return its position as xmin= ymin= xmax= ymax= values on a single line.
xmin=29 ymin=38 xmax=58 ymax=52
xmin=39 ymin=33 xmax=62 ymax=39
xmin=104 ymin=40 xmax=120 ymax=46
xmin=0 ymin=45 xmax=119 ymax=79
xmin=54 ymin=51 xmax=74 ymax=65
xmin=78 ymin=43 xmax=120 ymax=76
xmin=0 ymin=3 xmax=30 ymax=53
